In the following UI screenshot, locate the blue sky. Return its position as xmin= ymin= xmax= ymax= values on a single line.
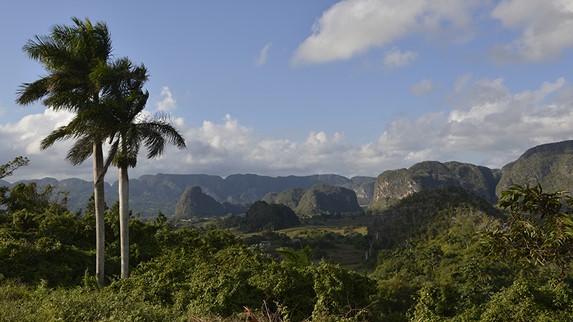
xmin=2 ymin=0 xmax=573 ymax=182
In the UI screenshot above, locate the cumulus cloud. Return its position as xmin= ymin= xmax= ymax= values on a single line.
xmin=92 ymin=76 xmax=573 ymax=176
xmin=490 ymin=0 xmax=573 ymax=63
xmin=153 ymin=117 xmax=352 ymax=177
xmin=292 ymin=0 xmax=481 ymax=65
xmin=0 ymin=109 xmax=88 ymax=181
xmin=3 ymin=77 xmax=573 ymax=181
xmin=410 ymin=79 xmax=436 ymax=96
xmin=255 ymin=42 xmax=272 ymax=66
xmin=156 ymin=86 xmax=176 ymax=112
xmin=425 ymin=77 xmax=570 ymax=166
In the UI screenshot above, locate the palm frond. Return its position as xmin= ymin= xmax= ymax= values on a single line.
xmin=66 ymin=135 xmax=94 ymax=165
xmin=15 ymin=78 xmax=51 ymax=106
xmin=40 ymin=125 xmax=76 ymax=150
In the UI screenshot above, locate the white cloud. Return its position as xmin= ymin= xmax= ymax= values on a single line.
xmin=383 ymin=48 xmax=418 ymax=68
xmin=156 ymin=86 xmax=176 ymax=112
xmin=255 ymin=42 xmax=272 ymax=66
xmin=0 ymin=109 xmax=74 ymax=155
xmin=0 ymin=109 xmax=90 ymax=181
xmin=410 ymin=79 xmax=436 ymax=96
xmin=443 ymin=77 xmax=570 ymax=163
xmin=4 ymin=77 xmax=573 ymax=181
xmin=491 ymin=0 xmax=573 ymax=62
xmin=292 ymin=0 xmax=481 ymax=65
xmin=348 ymin=77 xmax=573 ymax=170
xmin=377 ymin=112 xmax=445 ymax=152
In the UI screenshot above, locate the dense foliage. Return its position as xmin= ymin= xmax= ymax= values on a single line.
xmin=0 ymin=182 xmax=375 ymax=321
xmin=369 ymin=185 xmax=573 ymax=321
xmin=217 ymin=200 xmax=300 ymax=232
xmin=2 ymin=181 xmax=573 ymax=321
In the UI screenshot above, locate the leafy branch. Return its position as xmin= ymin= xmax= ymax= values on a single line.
xmin=0 ymin=156 xmax=29 ymax=180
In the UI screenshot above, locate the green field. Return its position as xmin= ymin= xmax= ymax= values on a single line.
xmin=232 ymin=214 xmax=374 ymax=271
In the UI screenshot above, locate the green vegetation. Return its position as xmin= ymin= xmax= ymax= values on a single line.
xmin=370 ymin=161 xmax=500 ymax=210
xmin=2 ymin=175 xmax=573 ymax=320
xmin=0 ymin=181 xmax=376 ymax=321
xmin=497 ymin=140 xmax=573 ymax=195
xmin=17 ymin=18 xmax=118 ymax=285
xmin=221 ymin=200 xmax=300 ymax=232
xmin=0 ymin=156 xmax=29 ymax=180
xmin=16 ymin=17 xmax=185 ymax=284
xmin=174 ymin=186 xmax=238 ymax=220
xmin=484 ymin=184 xmax=573 ymax=277
xmin=262 ymin=184 xmax=364 ymax=218
xmin=295 ymin=184 xmax=363 ymax=217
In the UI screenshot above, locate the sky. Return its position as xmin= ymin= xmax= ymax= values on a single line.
xmin=2 ymin=0 xmax=573 ymax=183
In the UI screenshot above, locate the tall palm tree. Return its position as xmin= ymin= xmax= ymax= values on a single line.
xmin=104 ymin=60 xmax=186 ymax=278
xmin=16 ymin=18 xmax=114 ymax=286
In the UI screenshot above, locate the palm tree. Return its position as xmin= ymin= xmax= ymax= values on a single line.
xmin=104 ymin=60 xmax=186 ymax=278
xmin=16 ymin=18 xmax=114 ymax=286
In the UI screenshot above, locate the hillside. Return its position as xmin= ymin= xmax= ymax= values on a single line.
xmin=370 ymin=161 xmax=500 ymax=210
xmin=295 ymin=184 xmax=363 ymax=217
xmin=497 ymin=140 xmax=573 ymax=194
xmin=368 ymin=185 xmax=502 ymax=249
xmin=262 ymin=188 xmax=305 ymax=210
xmin=369 ymin=141 xmax=573 ymax=211
xmin=261 ymin=184 xmax=363 ymax=217
xmin=173 ymin=186 xmax=227 ymax=220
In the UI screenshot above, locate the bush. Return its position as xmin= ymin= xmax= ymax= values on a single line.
xmin=0 ymin=280 xmax=182 ymax=322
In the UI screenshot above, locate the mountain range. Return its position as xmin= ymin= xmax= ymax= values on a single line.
xmin=0 ymin=173 xmax=375 ymax=218
xmin=2 ymin=140 xmax=573 ymax=218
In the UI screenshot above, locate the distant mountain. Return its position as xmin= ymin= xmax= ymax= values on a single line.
xmin=1 ymin=177 xmax=115 ymax=213
xmin=264 ymin=184 xmax=363 ymax=217
xmin=0 ymin=173 xmax=375 ymax=218
xmin=295 ymin=184 xmax=363 ymax=217
xmin=6 ymin=140 xmax=573 ymax=218
xmin=342 ymin=176 xmax=376 ymax=206
xmin=369 ymin=141 xmax=573 ymax=211
xmin=262 ymin=188 xmax=305 ymax=210
xmin=118 ymin=174 xmax=225 ymax=217
xmin=497 ymin=140 xmax=573 ymax=195
xmin=370 ymin=161 xmax=501 ymax=210
xmin=174 ymin=186 xmax=230 ymax=220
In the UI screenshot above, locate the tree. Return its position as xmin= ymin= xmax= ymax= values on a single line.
xmin=103 ymin=59 xmax=186 ymax=278
xmin=242 ymin=201 xmax=300 ymax=232
xmin=16 ymin=18 xmax=114 ymax=286
xmin=0 ymin=156 xmax=29 ymax=180
xmin=483 ymin=184 xmax=573 ymax=277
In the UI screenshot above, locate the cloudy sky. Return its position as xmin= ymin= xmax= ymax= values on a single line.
xmin=2 ymin=0 xmax=573 ymax=183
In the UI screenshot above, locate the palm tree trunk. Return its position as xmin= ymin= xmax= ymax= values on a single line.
xmin=93 ymin=142 xmax=106 ymax=286
xmin=119 ymin=164 xmax=129 ymax=278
